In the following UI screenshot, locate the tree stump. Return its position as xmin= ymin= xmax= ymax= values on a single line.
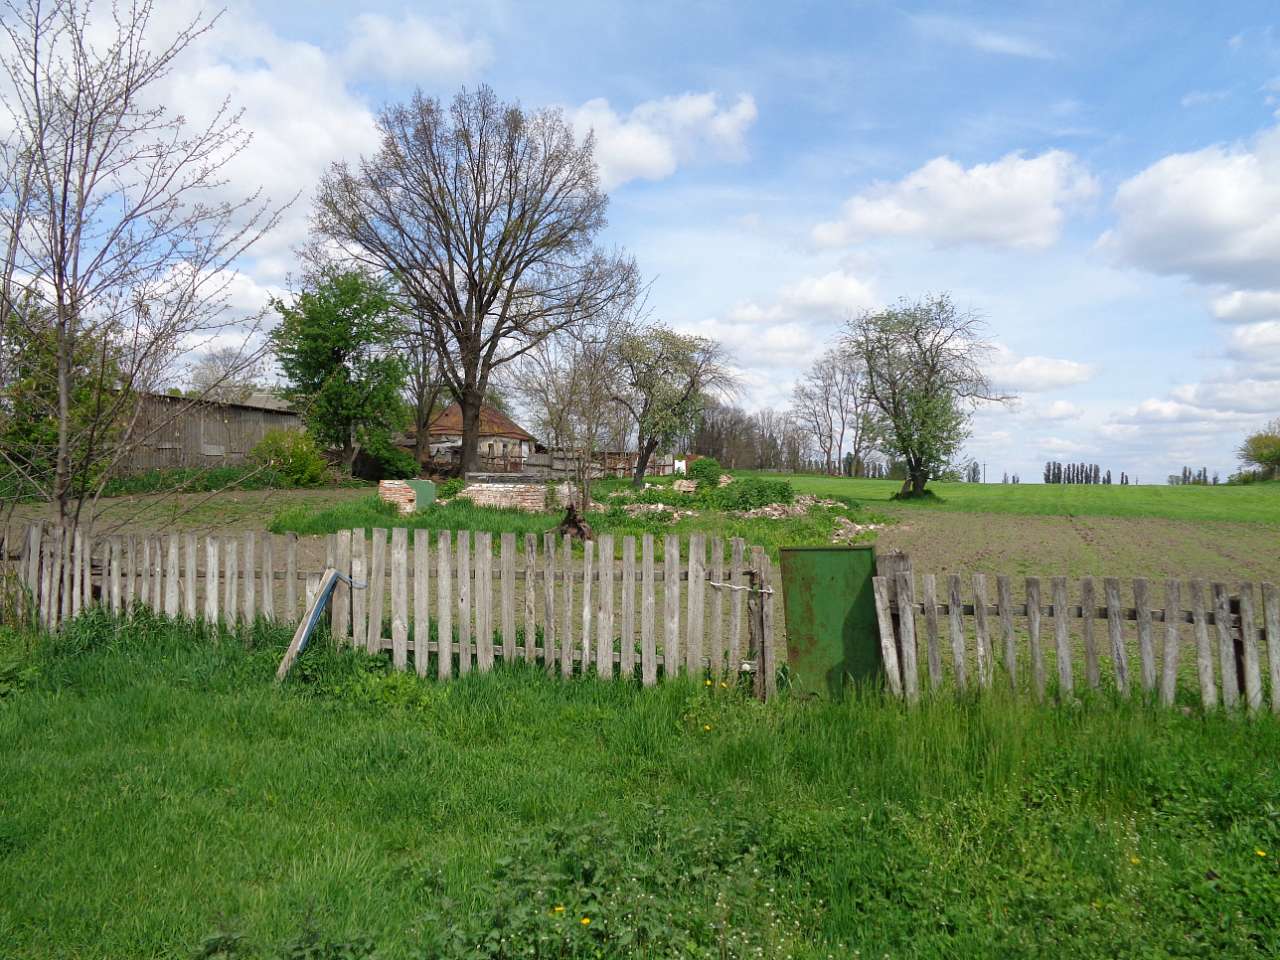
xmin=555 ymin=504 xmax=594 ymax=541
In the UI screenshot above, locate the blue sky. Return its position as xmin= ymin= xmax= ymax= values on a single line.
xmin=167 ymin=0 xmax=1280 ymax=482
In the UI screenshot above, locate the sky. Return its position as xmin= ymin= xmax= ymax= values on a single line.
xmin=150 ymin=0 xmax=1280 ymax=483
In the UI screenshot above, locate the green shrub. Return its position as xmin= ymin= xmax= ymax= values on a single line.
xmin=704 ymin=476 xmax=793 ymax=510
xmin=100 ymin=465 xmax=290 ymax=497
xmin=360 ymin=435 xmax=419 ymax=480
xmin=249 ymin=429 xmax=329 ymax=487
xmin=687 ymin=456 xmax=722 ymax=487
xmin=438 ymin=477 xmax=465 ymax=499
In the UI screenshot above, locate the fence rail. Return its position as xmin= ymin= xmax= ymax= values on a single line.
xmin=3 ymin=523 xmax=778 ymax=698
xmin=871 ymin=557 xmax=1280 ymax=713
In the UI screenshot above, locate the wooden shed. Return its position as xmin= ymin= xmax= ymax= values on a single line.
xmin=127 ymin=391 xmax=301 ymax=472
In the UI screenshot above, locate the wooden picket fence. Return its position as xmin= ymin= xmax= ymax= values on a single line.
xmin=871 ymin=556 xmax=1280 ymax=713
xmin=4 ymin=523 xmax=778 ymax=698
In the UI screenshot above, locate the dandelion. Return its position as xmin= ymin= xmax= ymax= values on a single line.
xmin=1257 ymin=850 xmax=1267 ymax=857
xmin=1129 ymin=856 xmax=1141 ymax=865
xmin=580 ymin=917 xmax=591 ymax=926
xmin=703 ymin=724 xmax=712 ymax=731
xmin=553 ymin=905 xmax=565 ymax=914
xmin=705 ymin=679 xmax=712 ymax=686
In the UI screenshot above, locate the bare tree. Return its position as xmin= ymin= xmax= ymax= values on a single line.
xmin=0 ymin=0 xmax=281 ymax=528
xmin=188 ymin=346 xmax=263 ymax=404
xmin=313 ymin=85 xmax=637 ymax=474
xmin=612 ymin=325 xmax=735 ymax=487
xmin=845 ymin=294 xmax=1008 ymax=497
xmin=791 ymin=353 xmax=839 ymax=473
xmin=402 ymin=324 xmax=447 ymax=466
xmin=791 ymin=345 xmax=879 ymax=476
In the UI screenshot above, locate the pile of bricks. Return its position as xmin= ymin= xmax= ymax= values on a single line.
xmin=457 ymin=480 xmax=547 ymax=512
xmin=378 ymin=479 xmax=417 ymax=515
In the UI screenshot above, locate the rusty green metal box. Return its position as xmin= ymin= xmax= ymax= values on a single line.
xmin=779 ymin=545 xmax=881 ymax=699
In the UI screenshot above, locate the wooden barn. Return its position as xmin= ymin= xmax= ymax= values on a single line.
xmin=126 ymin=391 xmax=301 ymax=473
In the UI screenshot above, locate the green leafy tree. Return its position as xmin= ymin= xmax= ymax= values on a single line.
xmin=1239 ymin=418 xmax=1280 ymax=480
xmin=271 ymin=271 xmax=408 ymax=475
xmin=612 ymin=326 xmax=735 ymax=487
xmin=846 ymin=294 xmax=1008 ymax=498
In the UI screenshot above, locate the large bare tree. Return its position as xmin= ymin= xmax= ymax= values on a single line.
xmin=313 ymin=85 xmax=637 ymax=474
xmin=792 ymin=345 xmax=878 ymax=476
xmin=0 ymin=0 xmax=281 ymax=528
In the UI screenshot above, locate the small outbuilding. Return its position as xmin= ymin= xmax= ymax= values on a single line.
xmin=424 ymin=403 xmax=536 ymax=470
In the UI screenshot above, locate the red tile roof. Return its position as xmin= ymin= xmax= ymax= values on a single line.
xmin=426 ymin=403 xmax=535 ymax=442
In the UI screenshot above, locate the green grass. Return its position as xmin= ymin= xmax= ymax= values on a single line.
xmin=269 ymin=492 xmax=881 ymax=559
xmin=747 ymin=472 xmax=1280 ymax=524
xmin=2 ymin=614 xmax=1279 ymax=958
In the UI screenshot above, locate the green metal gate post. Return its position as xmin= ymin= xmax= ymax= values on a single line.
xmin=779 ymin=544 xmax=882 ymax=699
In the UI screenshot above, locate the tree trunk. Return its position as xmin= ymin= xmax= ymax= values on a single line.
xmin=341 ymin=435 xmax=358 ymax=476
xmin=631 ymin=438 xmax=659 ymax=488
xmin=459 ymin=386 xmax=483 ymax=475
xmin=910 ymin=468 xmax=928 ymax=497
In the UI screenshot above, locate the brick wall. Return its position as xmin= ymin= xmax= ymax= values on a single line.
xmin=457 ymin=481 xmax=547 ymax=512
xmin=378 ymin=480 xmax=416 ymax=515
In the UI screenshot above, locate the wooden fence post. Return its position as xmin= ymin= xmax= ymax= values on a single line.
xmin=622 ymin=536 xmax=637 ymax=680
xmin=500 ymin=532 xmax=516 ymax=664
xmin=333 ymin=530 xmax=351 ymax=643
xmin=391 ymin=527 xmax=408 ymax=671
xmin=368 ymin=528 xmax=387 ymax=654
xmin=1189 ymin=580 xmax=1216 ymax=710
xmin=260 ymin=533 xmax=274 ymax=622
xmin=641 ymin=534 xmax=657 ymax=686
xmin=184 ymin=534 xmax=198 ymax=620
xmin=1212 ymin=583 xmax=1238 ymax=708
xmin=663 ymin=534 xmax=680 ymax=677
xmin=414 ymin=530 xmax=430 ymax=677
xmin=686 ymin=533 xmax=704 ymax=675
xmin=242 ymin=532 xmax=256 ymax=626
xmin=456 ymin=531 xmax=471 ymax=673
xmin=596 ymin=533 xmax=614 ymax=679
xmin=285 ymin=533 xmax=299 ymax=623
xmin=1262 ymin=582 xmax=1279 ymax=715
xmin=541 ymin=532 xmax=556 ymax=672
xmin=166 ymin=534 xmax=180 ymax=618
xmin=755 ymin=547 xmax=776 ymax=701
xmin=1238 ymin=583 xmax=1262 ymax=713
xmin=475 ymin=531 xmax=493 ymax=672
xmin=1051 ymin=576 xmax=1072 ymax=698
xmin=205 ymin=537 xmax=219 ymax=623
xmin=523 ymin=533 xmax=537 ymax=663
xmin=437 ymin=530 xmax=453 ymax=680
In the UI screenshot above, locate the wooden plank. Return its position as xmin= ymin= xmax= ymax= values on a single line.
xmin=86 ymin=534 xmax=97 ymax=610
xmin=523 ymin=533 xmax=537 ymax=662
xmin=140 ymin=536 xmax=151 ymax=613
xmin=895 ymin=570 xmax=920 ymax=702
xmin=708 ymin=537 xmax=724 ymax=678
xmin=476 ymin=532 xmax=494 ymax=672
xmin=729 ymin=538 xmax=745 ymax=671
xmin=1212 ymin=583 xmax=1237 ymax=708
xmin=1080 ymin=577 xmax=1099 ymax=689
xmin=276 ymin=568 xmax=341 ymax=682
xmin=125 ymin=534 xmax=136 ymax=611
xmin=972 ymin=574 xmax=992 ymax=690
xmin=204 ymin=537 xmax=219 ymax=622
xmin=437 ymin=531 xmax=453 ymax=680
xmin=151 ymin=536 xmax=163 ymax=612
xmin=1134 ymin=578 xmax=1155 ymax=693
xmin=580 ymin=538 xmax=594 ymax=672
xmin=1238 ymin=583 xmax=1262 ymax=713
xmin=560 ymin=534 xmax=573 ymax=678
xmin=1189 ymin=580 xmax=1216 ymax=710
xmin=542 ymin=532 xmax=556 ymax=671
xmin=663 ymin=534 xmax=680 ymax=677
xmin=223 ymin=537 xmax=238 ymax=631
xmin=871 ymin=576 xmax=903 ymax=698
xmin=757 ymin=548 xmax=776 ymax=700
xmin=686 ymin=533 xmax=705 ymax=675
xmin=921 ymin=574 xmax=942 ymax=690
xmin=996 ymin=575 xmax=1016 ymax=689
xmin=1262 ymin=582 xmax=1280 ymax=715
xmin=456 ymin=531 xmax=471 ymax=673
xmin=1105 ymin=577 xmax=1129 ymax=697
xmin=501 ymin=532 xmax=516 ymax=663
xmin=285 ymin=533 xmax=299 ymax=622
xmin=596 ymin=534 xmax=614 ymax=678
xmin=305 ymin=572 xmax=320 ymax=611
xmin=242 ymin=532 xmax=256 ymax=626
xmin=38 ymin=528 xmax=52 ymax=627
xmin=1160 ymin=580 xmax=1182 ymax=708
xmin=391 ymin=528 xmax=408 ymax=671
xmin=641 ymin=534 xmax=657 ymax=686
xmin=948 ymin=574 xmax=966 ymax=689
xmin=413 ymin=530 xmax=430 ymax=677
xmin=368 ymin=528 xmax=387 ymax=654
xmin=60 ymin=528 xmax=72 ymax=624
xmin=110 ymin=536 xmax=122 ymax=614
xmin=349 ymin=531 xmax=364 ymax=645
xmin=165 ymin=533 xmax=180 ymax=618
xmin=333 ymin=530 xmax=351 ymax=642
xmin=260 ymin=534 xmax=274 ymax=622
xmin=184 ymin=534 xmax=198 ymax=620
xmin=1026 ymin=577 xmax=1044 ymax=701
xmin=622 ymin=535 xmax=637 ymax=679
xmin=1051 ymin=576 xmax=1073 ymax=697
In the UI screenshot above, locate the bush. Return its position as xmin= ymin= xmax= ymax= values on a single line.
xmin=360 ymin=435 xmax=419 ymax=480
xmin=703 ymin=476 xmax=793 ymax=510
xmin=438 ymin=477 xmax=465 ymax=499
xmin=687 ymin=456 xmax=723 ymax=487
xmin=249 ymin=429 xmax=329 ymax=487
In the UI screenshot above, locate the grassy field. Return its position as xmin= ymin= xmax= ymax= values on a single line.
xmin=758 ymin=473 xmax=1280 ymax=525
xmin=1 ymin=612 xmax=1278 ymax=958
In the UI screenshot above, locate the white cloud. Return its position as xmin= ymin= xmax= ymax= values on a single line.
xmin=1170 ymin=378 xmax=1280 ymax=414
xmin=343 ymin=12 xmax=489 ymax=81
xmin=1101 ymin=126 xmax=1280 ymax=289
xmin=570 ymin=92 xmax=757 ymax=189
xmin=813 ymin=150 xmax=1097 ymax=250
xmin=987 ymin=344 xmax=1095 ymax=392
xmin=1211 ymin=288 xmax=1280 ymax=323
xmin=912 ymin=16 xmax=1055 ymax=60
xmin=1041 ymin=400 xmax=1084 ymax=420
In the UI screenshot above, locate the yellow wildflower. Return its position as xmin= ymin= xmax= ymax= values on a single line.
xmin=553 ymin=905 xmax=565 ymax=914
xmin=703 ymin=724 xmax=712 ymax=731
xmin=705 ymin=679 xmax=712 ymax=686
xmin=1257 ymin=850 xmax=1267 ymax=858
xmin=1129 ymin=856 xmax=1141 ymax=865
xmin=580 ymin=917 xmax=591 ymax=926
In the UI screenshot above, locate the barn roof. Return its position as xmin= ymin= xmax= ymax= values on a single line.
xmin=427 ymin=403 xmax=534 ymax=441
